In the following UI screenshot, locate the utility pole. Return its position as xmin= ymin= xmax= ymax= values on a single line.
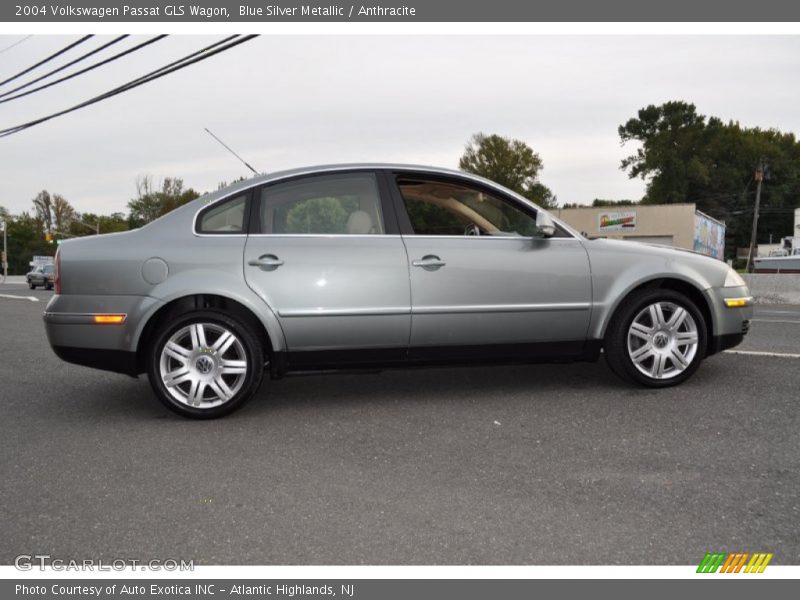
xmin=745 ymin=158 xmax=765 ymax=273
xmin=1 ymin=219 xmax=7 ymax=283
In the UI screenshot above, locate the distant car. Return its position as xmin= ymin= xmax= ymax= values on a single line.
xmin=27 ymin=264 xmax=54 ymax=290
xmin=44 ymin=164 xmax=753 ymax=418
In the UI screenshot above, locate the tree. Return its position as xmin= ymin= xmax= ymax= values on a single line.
xmin=619 ymin=101 xmax=800 ymax=257
xmin=32 ymin=191 xmax=53 ymax=232
xmin=52 ymin=194 xmax=76 ymax=232
xmin=285 ymin=197 xmax=352 ymax=234
xmin=591 ymin=199 xmax=638 ymax=207
xmin=459 ymin=133 xmax=556 ymax=208
xmin=30 ymin=190 xmax=76 ymax=233
xmin=67 ymin=212 xmax=129 ymax=237
xmin=4 ymin=212 xmax=52 ymax=274
xmin=127 ymin=176 xmax=200 ymax=228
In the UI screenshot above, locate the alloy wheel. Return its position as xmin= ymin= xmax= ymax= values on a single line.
xmin=626 ymin=301 xmax=699 ymax=380
xmin=158 ymin=322 xmax=248 ymax=409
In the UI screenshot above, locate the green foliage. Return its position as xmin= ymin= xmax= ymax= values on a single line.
xmin=217 ymin=176 xmax=249 ymax=190
xmin=459 ymin=133 xmax=557 ymax=208
xmin=279 ymin=197 xmax=358 ymax=234
xmin=67 ymin=212 xmax=129 ymax=237
xmin=4 ymin=212 xmax=52 ymax=274
xmin=127 ymin=176 xmax=200 ymax=228
xmin=31 ymin=190 xmax=78 ymax=233
xmin=591 ymin=199 xmax=638 ymax=207
xmin=619 ymin=101 xmax=800 ymax=256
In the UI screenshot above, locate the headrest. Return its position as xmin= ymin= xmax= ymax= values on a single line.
xmin=346 ymin=210 xmax=374 ymax=234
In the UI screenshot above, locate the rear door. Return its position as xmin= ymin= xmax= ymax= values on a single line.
xmin=388 ymin=172 xmax=592 ymax=360
xmin=243 ymin=170 xmax=411 ymax=366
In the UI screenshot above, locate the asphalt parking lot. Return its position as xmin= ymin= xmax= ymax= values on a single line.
xmin=1 ymin=282 xmax=798 ymax=565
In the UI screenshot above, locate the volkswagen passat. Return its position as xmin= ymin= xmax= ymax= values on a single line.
xmin=44 ymin=164 xmax=753 ymax=418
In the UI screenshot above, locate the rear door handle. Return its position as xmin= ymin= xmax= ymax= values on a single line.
xmin=248 ymin=254 xmax=284 ymax=269
xmin=412 ymin=255 xmax=446 ymax=269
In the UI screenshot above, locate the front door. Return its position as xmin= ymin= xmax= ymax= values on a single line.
xmin=243 ymin=171 xmax=411 ymax=366
xmin=389 ymin=174 xmax=592 ymax=360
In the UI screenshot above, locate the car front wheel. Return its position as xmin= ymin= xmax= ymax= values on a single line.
xmin=147 ymin=310 xmax=264 ymax=418
xmin=604 ymin=289 xmax=707 ymax=387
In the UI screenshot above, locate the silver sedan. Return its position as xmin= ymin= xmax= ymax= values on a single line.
xmin=44 ymin=164 xmax=753 ymax=418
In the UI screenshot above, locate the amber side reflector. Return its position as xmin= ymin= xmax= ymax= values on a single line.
xmin=93 ymin=314 xmax=126 ymax=324
xmin=724 ymin=298 xmax=750 ymax=308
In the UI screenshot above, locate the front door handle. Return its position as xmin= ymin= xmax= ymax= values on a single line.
xmin=248 ymin=254 xmax=284 ymax=269
xmin=412 ymin=255 xmax=446 ymax=270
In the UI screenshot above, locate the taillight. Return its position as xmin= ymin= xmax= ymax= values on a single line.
xmin=54 ymin=248 xmax=61 ymax=294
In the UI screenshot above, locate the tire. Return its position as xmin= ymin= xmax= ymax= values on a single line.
xmin=146 ymin=310 xmax=265 ymax=418
xmin=604 ymin=288 xmax=707 ymax=387
xmin=45 ymin=283 xmax=53 ymax=290
xmin=28 ymin=280 xmax=36 ymax=289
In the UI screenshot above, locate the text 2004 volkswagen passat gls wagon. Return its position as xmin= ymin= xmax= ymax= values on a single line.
xmin=44 ymin=164 xmax=753 ymax=418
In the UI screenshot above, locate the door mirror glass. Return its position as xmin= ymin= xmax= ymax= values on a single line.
xmin=535 ymin=211 xmax=556 ymax=238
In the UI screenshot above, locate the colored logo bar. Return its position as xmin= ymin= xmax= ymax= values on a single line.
xmin=697 ymin=552 xmax=773 ymax=573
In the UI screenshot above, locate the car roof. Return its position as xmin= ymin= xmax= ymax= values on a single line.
xmin=209 ymin=163 xmax=481 ymax=198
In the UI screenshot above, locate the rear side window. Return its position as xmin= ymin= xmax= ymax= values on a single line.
xmin=197 ymin=193 xmax=247 ymax=234
xmin=258 ymin=173 xmax=384 ymax=235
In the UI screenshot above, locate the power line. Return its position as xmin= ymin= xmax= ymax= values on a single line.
xmin=0 ymin=35 xmax=238 ymax=136
xmin=0 ymin=35 xmax=165 ymax=104
xmin=0 ymin=35 xmax=33 ymax=55
xmin=0 ymin=35 xmax=131 ymax=101
xmin=0 ymin=35 xmax=258 ymax=138
xmin=0 ymin=35 xmax=93 ymax=88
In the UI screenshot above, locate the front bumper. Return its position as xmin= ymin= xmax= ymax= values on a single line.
xmin=704 ymin=285 xmax=753 ymax=355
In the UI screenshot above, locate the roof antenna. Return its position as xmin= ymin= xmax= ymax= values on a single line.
xmin=204 ymin=127 xmax=259 ymax=175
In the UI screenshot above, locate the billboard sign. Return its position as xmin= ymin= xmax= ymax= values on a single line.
xmin=693 ymin=211 xmax=726 ymax=260
xmin=599 ymin=211 xmax=636 ymax=232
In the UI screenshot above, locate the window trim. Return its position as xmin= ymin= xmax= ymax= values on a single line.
xmin=194 ymin=189 xmax=253 ymax=236
xmin=247 ymin=169 xmax=399 ymax=236
xmin=386 ymin=171 xmax=574 ymax=239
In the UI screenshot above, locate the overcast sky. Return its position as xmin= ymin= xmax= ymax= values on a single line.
xmin=1 ymin=34 xmax=799 ymax=215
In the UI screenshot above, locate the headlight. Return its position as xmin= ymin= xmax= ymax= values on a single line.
xmin=724 ymin=268 xmax=746 ymax=288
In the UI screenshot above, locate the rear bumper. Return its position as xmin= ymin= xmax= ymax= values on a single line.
xmin=51 ymin=345 xmax=140 ymax=376
xmin=44 ymin=293 xmax=162 ymax=375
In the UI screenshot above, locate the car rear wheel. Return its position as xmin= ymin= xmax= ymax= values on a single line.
xmin=604 ymin=288 xmax=707 ymax=387
xmin=147 ymin=310 xmax=264 ymax=418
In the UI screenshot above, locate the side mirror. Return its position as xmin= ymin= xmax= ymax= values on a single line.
xmin=535 ymin=211 xmax=556 ymax=238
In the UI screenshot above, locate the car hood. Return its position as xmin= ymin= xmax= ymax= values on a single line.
xmin=584 ymin=237 xmax=731 ymax=287
xmin=588 ymin=237 xmax=719 ymax=262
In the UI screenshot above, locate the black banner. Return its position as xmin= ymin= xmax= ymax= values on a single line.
xmin=3 ymin=0 xmax=800 ymax=22
xmin=4 ymin=579 xmax=798 ymax=599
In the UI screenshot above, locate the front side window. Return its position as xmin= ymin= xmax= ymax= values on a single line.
xmin=259 ymin=173 xmax=384 ymax=235
xmin=398 ymin=178 xmax=539 ymax=237
xmin=198 ymin=193 xmax=247 ymax=233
